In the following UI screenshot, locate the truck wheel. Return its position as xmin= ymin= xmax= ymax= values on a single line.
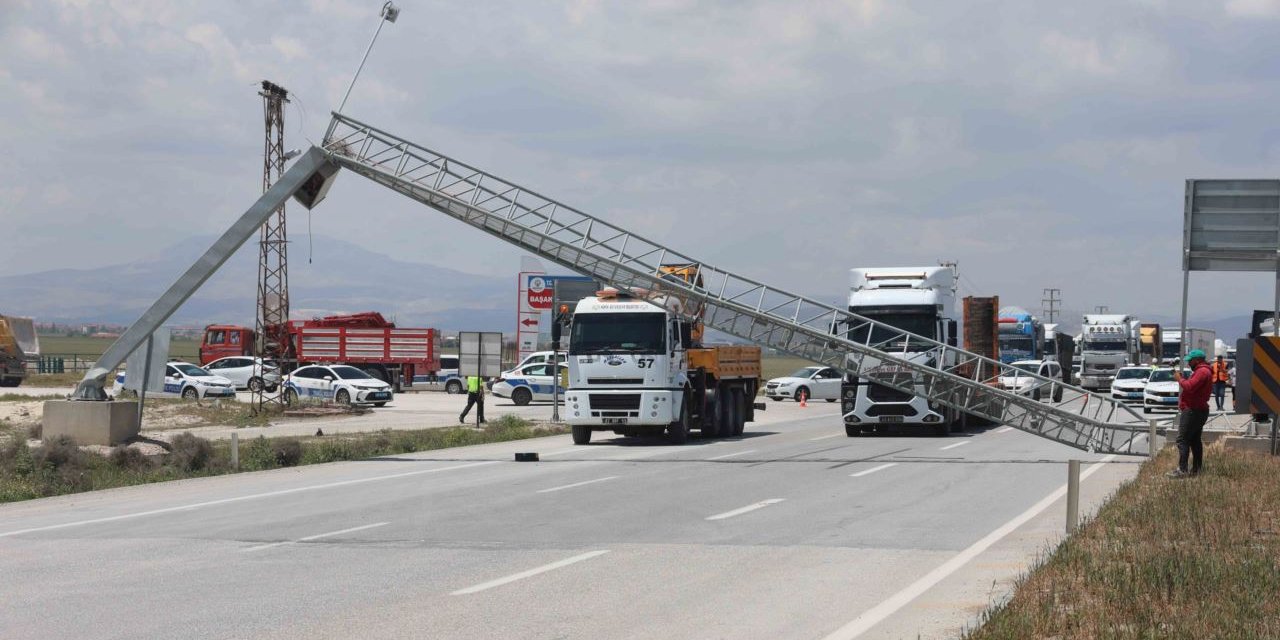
xmin=731 ymin=388 xmax=746 ymax=436
xmin=182 ymin=387 xmax=199 ymax=401
xmin=512 ymin=387 xmax=533 ymax=406
xmin=335 ymin=389 xmax=351 ymax=405
xmin=719 ymin=390 xmax=735 ymax=437
xmin=572 ymin=425 xmax=592 ymax=445
xmin=445 ymin=379 xmax=463 ymax=394
xmin=1053 ymin=385 xmax=1063 ymax=403
xmin=667 ymin=400 xmax=690 ymax=445
xmin=702 ymin=392 xmax=722 ymax=438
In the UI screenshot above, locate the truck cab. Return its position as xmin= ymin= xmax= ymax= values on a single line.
xmin=1078 ymin=314 xmax=1136 ymax=390
xmin=841 ymin=267 xmax=962 ymax=436
xmin=199 ymin=325 xmax=254 ymax=364
xmin=997 ymin=307 xmax=1044 ymax=364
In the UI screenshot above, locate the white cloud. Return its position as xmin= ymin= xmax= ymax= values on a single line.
xmin=10 ymin=26 xmax=71 ymax=66
xmin=1225 ymin=0 xmax=1280 ymax=17
xmin=271 ymin=35 xmax=308 ymax=61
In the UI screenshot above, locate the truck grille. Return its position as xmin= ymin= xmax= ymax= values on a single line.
xmin=866 ymin=404 xmax=919 ymax=417
xmin=589 ymin=394 xmax=642 ymax=411
xmin=587 ymin=378 xmax=644 ymax=385
xmin=867 ymin=383 xmax=913 ymax=402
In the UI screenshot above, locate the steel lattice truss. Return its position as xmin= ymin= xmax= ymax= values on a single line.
xmin=255 ymin=82 xmax=291 ymax=410
xmin=322 ymin=114 xmax=1151 ymax=456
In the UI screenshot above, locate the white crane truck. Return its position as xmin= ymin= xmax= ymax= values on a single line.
xmin=563 ymin=266 xmax=762 ymax=445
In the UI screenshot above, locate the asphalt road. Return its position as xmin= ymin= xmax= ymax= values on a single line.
xmin=0 ymin=401 xmax=1143 ymax=639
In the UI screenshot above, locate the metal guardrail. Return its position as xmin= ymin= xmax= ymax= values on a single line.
xmin=321 ymin=113 xmax=1150 ymax=455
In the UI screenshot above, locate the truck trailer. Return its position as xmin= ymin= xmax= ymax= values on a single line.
xmin=0 ymin=315 xmax=38 ymax=387
xmin=997 ymin=307 xmax=1044 ymax=364
xmin=198 ymin=312 xmax=440 ymax=389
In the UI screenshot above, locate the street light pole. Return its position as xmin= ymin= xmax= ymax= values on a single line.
xmin=338 ymin=1 xmax=400 ymax=114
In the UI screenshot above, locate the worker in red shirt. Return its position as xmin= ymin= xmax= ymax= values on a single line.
xmin=1170 ymin=349 xmax=1212 ymax=478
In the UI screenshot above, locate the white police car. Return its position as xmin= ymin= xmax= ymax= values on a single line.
xmin=113 ymin=361 xmax=237 ymax=400
xmin=1143 ymin=368 xmax=1187 ymax=414
xmin=491 ymin=363 xmax=567 ymax=406
xmin=283 ymin=364 xmax=394 ymax=407
xmin=1110 ymin=366 xmax=1152 ymax=403
xmin=204 ymin=356 xmax=282 ymax=392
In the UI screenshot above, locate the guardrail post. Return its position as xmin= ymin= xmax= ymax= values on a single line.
xmin=231 ymin=432 xmax=240 ymax=471
xmin=1149 ymin=419 xmax=1158 ymax=459
xmin=1066 ymin=459 xmax=1081 ymax=534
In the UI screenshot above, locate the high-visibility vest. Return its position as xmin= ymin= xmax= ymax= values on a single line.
xmin=467 ymin=376 xmax=482 ymax=393
xmin=1211 ymin=362 xmax=1230 ymax=383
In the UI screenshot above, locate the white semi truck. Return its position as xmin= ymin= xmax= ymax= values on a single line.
xmin=563 ymin=268 xmax=761 ymax=445
xmin=1078 ymin=314 xmax=1139 ymax=390
xmin=1161 ymin=328 xmax=1216 ymax=364
xmin=840 ymin=266 xmax=962 ymax=436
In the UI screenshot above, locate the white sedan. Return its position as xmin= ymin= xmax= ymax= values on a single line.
xmin=203 ymin=356 xmax=281 ymax=392
xmin=763 ymin=366 xmax=842 ymax=402
xmin=997 ymin=360 xmax=1064 ymax=402
xmin=1110 ymin=366 xmax=1152 ymax=403
xmin=1143 ymin=368 xmax=1186 ymax=413
xmin=492 ymin=363 xmax=567 ymax=406
xmin=113 ymin=361 xmax=237 ymax=401
xmin=283 ymin=364 xmax=394 ymax=407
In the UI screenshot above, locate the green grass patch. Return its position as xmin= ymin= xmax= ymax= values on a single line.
xmin=0 ymin=415 xmax=567 ymax=504
xmin=0 ymin=393 xmax=65 ymax=402
xmin=964 ymin=446 xmax=1280 ymax=639
xmin=39 ymin=335 xmax=200 ymax=361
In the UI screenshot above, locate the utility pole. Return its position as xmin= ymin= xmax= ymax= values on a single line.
xmin=1042 ymin=288 xmax=1061 ymax=323
xmin=1094 ymin=305 xmax=1109 ymax=314
xmin=254 ymin=81 xmax=290 ymax=412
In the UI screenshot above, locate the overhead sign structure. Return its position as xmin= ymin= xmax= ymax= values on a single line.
xmin=1181 ymin=179 xmax=1280 ymax=363
xmin=458 ymin=331 xmax=503 ymax=379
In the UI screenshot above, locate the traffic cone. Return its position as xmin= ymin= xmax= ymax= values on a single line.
xmin=799 ymin=390 xmax=808 ymax=408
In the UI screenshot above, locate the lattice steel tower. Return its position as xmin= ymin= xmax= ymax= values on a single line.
xmin=255 ymin=81 xmax=291 ymax=410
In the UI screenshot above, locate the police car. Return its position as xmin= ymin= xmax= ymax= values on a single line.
xmin=1143 ymin=368 xmax=1187 ymax=414
xmin=491 ymin=362 xmax=567 ymax=406
xmin=283 ymin=364 xmax=394 ymax=407
xmin=113 ymin=361 xmax=237 ymax=400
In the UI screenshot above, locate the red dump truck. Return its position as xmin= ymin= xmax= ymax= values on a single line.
xmin=199 ymin=312 xmax=440 ymax=389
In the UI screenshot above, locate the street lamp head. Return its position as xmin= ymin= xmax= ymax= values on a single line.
xmin=381 ymin=1 xmax=400 ymax=23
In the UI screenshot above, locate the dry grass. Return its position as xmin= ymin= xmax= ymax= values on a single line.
xmin=21 ymin=373 xmax=85 ymax=387
xmin=965 ymin=445 xmax=1280 ymax=640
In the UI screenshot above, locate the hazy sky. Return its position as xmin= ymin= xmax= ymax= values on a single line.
xmin=4 ymin=0 xmax=1280 ymax=321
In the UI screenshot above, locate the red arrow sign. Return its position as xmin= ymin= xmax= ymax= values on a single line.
xmin=521 ymin=318 xmax=539 ymax=327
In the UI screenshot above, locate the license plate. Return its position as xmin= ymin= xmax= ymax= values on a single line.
xmin=602 ymin=417 xmax=628 ymax=425
xmin=879 ymin=416 xmax=903 ymax=423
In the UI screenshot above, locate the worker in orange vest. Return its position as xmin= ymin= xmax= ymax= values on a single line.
xmin=1210 ymin=355 xmax=1230 ymax=412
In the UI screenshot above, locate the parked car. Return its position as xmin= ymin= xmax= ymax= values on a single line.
xmin=412 ymin=354 xmax=462 ymax=393
xmin=763 ymin=366 xmax=841 ymax=402
xmin=491 ymin=362 xmax=567 ymax=406
xmin=283 ymin=364 xmax=394 ymax=407
xmin=113 ymin=361 xmax=237 ymax=401
xmin=997 ymin=360 xmax=1064 ymax=402
xmin=203 ymin=356 xmax=281 ymax=392
xmin=1143 ymin=368 xmax=1189 ymax=414
xmin=503 ymin=351 xmax=567 ymax=377
xmin=1110 ymin=366 xmax=1152 ymax=403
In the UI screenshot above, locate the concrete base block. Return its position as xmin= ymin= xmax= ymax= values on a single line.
xmin=42 ymin=400 xmax=140 ymax=446
xmin=1223 ymin=436 xmax=1277 ymax=455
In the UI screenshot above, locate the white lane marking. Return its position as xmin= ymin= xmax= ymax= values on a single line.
xmin=244 ymin=522 xmax=389 ymax=553
xmin=939 ymin=441 xmax=970 ymax=451
xmin=706 ymin=449 xmax=757 ymax=461
xmin=536 ymin=476 xmax=620 ymax=494
xmin=810 ymin=433 xmax=843 ymax=441
xmin=995 ymin=426 xmax=1014 ymax=434
xmin=0 ymin=460 xmax=501 ymax=538
xmin=450 ymin=550 xmax=611 ymax=595
xmin=849 ymin=463 xmax=897 ymax=478
xmin=821 ymin=454 xmax=1118 ymax=640
xmin=706 ymin=498 xmax=786 ymax=521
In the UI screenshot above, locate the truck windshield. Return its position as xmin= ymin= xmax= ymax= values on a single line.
xmin=1084 ymin=340 xmax=1126 ymax=351
xmin=570 ymin=313 xmax=666 ymax=355
xmin=847 ymin=307 xmax=936 ymax=352
xmin=1000 ymin=337 xmax=1034 ymax=353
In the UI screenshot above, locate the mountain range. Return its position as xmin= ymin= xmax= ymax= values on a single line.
xmin=0 ymin=234 xmax=514 ymax=332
